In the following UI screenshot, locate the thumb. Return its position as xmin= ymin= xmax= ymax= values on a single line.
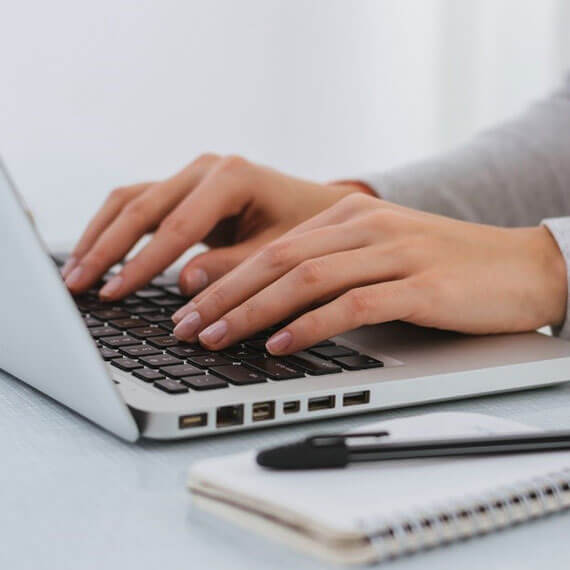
xmin=178 ymin=240 xmax=260 ymax=296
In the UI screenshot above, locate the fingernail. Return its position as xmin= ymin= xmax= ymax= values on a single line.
xmin=174 ymin=311 xmax=202 ymax=339
xmin=61 ymin=256 xmax=77 ymax=278
xmin=184 ymin=268 xmax=208 ymax=293
xmin=100 ymin=275 xmax=123 ymax=299
xmin=266 ymin=331 xmax=292 ymax=354
xmin=65 ymin=265 xmax=84 ymax=289
xmin=198 ymin=319 xmax=228 ymax=345
xmin=172 ymin=302 xmax=196 ymax=324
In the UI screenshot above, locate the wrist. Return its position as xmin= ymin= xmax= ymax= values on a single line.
xmin=529 ymin=226 xmax=567 ymax=328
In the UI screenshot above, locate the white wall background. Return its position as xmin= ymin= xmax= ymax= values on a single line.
xmin=1 ymin=0 xmax=569 ymax=244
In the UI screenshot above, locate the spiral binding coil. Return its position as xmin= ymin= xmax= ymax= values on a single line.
xmin=357 ymin=468 xmax=570 ymax=563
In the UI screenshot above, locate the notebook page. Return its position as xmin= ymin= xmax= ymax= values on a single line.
xmin=189 ymin=412 xmax=570 ymax=534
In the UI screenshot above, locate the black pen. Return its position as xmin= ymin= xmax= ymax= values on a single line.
xmin=256 ymin=430 xmax=570 ymax=470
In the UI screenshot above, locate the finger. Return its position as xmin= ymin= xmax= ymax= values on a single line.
xmin=172 ymin=222 xmax=372 ymax=338
xmin=186 ymin=246 xmax=404 ymax=350
xmin=266 ymin=280 xmax=417 ymax=354
xmin=177 ymin=235 xmax=269 ymax=297
xmin=98 ymin=160 xmax=253 ymax=299
xmin=65 ymin=154 xmax=220 ymax=293
xmin=62 ymin=182 xmax=151 ymax=278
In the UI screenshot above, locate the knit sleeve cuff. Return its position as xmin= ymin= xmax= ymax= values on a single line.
xmin=542 ymin=217 xmax=570 ymax=339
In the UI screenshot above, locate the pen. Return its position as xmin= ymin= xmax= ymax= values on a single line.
xmin=256 ymin=430 xmax=570 ymax=470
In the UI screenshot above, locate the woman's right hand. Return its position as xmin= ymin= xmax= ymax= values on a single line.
xmin=62 ymin=154 xmax=373 ymax=300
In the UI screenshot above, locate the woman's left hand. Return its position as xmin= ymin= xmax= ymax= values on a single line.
xmin=172 ymin=193 xmax=567 ymax=354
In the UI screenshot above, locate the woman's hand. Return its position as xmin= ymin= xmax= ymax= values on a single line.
xmin=62 ymin=154 xmax=372 ymax=299
xmin=172 ymin=193 xmax=567 ymax=354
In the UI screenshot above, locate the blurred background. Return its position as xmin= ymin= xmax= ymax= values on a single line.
xmin=1 ymin=0 xmax=569 ymax=245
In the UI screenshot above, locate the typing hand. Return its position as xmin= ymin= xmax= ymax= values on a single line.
xmin=62 ymin=154 xmax=369 ymax=299
xmin=172 ymin=193 xmax=567 ymax=354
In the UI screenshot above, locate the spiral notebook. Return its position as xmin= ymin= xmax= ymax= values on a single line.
xmin=188 ymin=412 xmax=570 ymax=564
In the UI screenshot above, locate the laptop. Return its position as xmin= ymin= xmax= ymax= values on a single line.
xmin=2 ymin=161 xmax=570 ymax=442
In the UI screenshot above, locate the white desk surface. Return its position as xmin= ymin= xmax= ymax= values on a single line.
xmin=2 ymin=367 xmax=570 ymax=570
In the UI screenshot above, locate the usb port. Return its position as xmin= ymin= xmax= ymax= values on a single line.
xmin=252 ymin=401 xmax=275 ymax=422
xmin=343 ymin=390 xmax=370 ymax=407
xmin=179 ymin=413 xmax=207 ymax=429
xmin=283 ymin=400 xmax=300 ymax=414
xmin=308 ymin=395 xmax=336 ymax=411
xmin=216 ymin=405 xmax=244 ymax=428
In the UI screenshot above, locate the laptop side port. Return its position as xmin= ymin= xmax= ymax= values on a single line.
xmin=252 ymin=401 xmax=275 ymax=422
xmin=343 ymin=390 xmax=370 ymax=407
xmin=216 ymin=405 xmax=244 ymax=428
xmin=179 ymin=413 xmax=207 ymax=429
xmin=308 ymin=395 xmax=336 ymax=412
xmin=283 ymin=400 xmax=300 ymax=414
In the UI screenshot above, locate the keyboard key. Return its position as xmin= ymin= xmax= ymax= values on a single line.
xmin=90 ymin=326 xmax=121 ymax=339
xmin=223 ymin=345 xmax=261 ymax=361
xmin=75 ymin=296 xmax=105 ymax=312
xmin=151 ymin=274 xmax=179 ymax=287
xmin=127 ymin=304 xmax=160 ymax=315
xmin=109 ymin=317 xmax=145 ymax=330
xmin=121 ymin=295 xmax=143 ymax=306
xmin=160 ymin=363 xmax=203 ymax=378
xmin=83 ymin=316 xmax=102 ymax=328
xmin=100 ymin=335 xmax=141 ymax=348
xmin=110 ymin=358 xmax=143 ymax=372
xmin=164 ymin=285 xmax=183 ymax=296
xmin=211 ymin=364 xmax=267 ymax=385
xmin=128 ymin=326 xmax=165 ymax=339
xmin=153 ymin=379 xmax=188 ymax=394
xmin=148 ymin=297 xmax=184 ymax=308
xmin=187 ymin=354 xmax=233 ymax=369
xmin=146 ymin=335 xmax=180 ymax=348
xmin=91 ymin=308 xmax=130 ymax=320
xmin=139 ymin=354 xmax=183 ymax=368
xmin=244 ymin=339 xmax=268 ymax=352
xmin=140 ymin=312 xmax=172 ymax=324
xmin=286 ymin=352 xmax=342 ymax=375
xmin=166 ymin=344 xmax=208 ymax=358
xmin=99 ymin=347 xmax=121 ymax=360
xmin=309 ymin=345 xmax=358 ymax=359
xmin=135 ymin=288 xmax=166 ymax=299
xmin=180 ymin=375 xmax=228 ymax=390
xmin=244 ymin=357 xmax=303 ymax=380
xmin=120 ymin=345 xmax=162 ymax=358
xmin=311 ymin=339 xmax=335 ymax=347
xmin=133 ymin=368 xmax=165 ymax=382
xmin=158 ymin=321 xmax=175 ymax=332
xmin=332 ymin=355 xmax=384 ymax=370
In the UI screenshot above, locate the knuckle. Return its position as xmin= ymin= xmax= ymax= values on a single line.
xmin=191 ymin=152 xmax=219 ymax=169
xmin=239 ymin=299 xmax=258 ymax=327
xmin=122 ymin=198 xmax=150 ymax=224
xmin=108 ymin=186 xmax=131 ymax=203
xmin=260 ymin=240 xmax=294 ymax=270
xmin=158 ymin=214 xmax=188 ymax=242
xmin=295 ymin=259 xmax=324 ymax=285
xmin=218 ymin=154 xmax=249 ymax=174
xmin=344 ymin=288 xmax=372 ymax=322
xmin=204 ymin=287 xmax=227 ymax=314
xmin=84 ymin=249 xmax=108 ymax=272
xmin=338 ymin=191 xmax=375 ymax=213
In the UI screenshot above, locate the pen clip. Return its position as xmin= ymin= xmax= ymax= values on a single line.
xmin=306 ymin=431 xmax=390 ymax=448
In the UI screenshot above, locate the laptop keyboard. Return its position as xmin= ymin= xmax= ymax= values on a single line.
xmin=52 ymin=255 xmax=384 ymax=395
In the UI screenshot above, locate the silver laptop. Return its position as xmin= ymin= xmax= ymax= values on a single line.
xmin=2 ymin=161 xmax=570 ymax=442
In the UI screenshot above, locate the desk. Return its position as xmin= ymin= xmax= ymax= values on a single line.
xmin=2 ymin=368 xmax=570 ymax=570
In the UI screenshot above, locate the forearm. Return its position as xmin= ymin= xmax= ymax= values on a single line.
xmin=361 ymin=75 xmax=570 ymax=227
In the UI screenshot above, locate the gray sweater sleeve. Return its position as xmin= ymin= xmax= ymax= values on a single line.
xmin=359 ymin=74 xmax=570 ymax=337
